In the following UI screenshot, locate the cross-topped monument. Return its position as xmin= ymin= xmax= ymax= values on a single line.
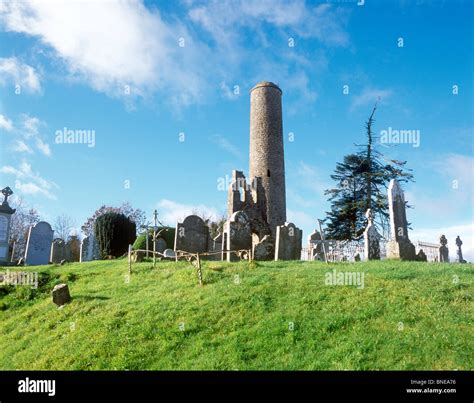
xmin=1 ymin=186 xmax=14 ymax=207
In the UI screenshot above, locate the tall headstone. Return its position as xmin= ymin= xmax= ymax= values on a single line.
xmin=0 ymin=186 xmax=16 ymax=264
xmin=363 ymin=209 xmax=381 ymax=260
xmin=249 ymin=81 xmax=286 ymax=238
xmin=224 ymin=211 xmax=252 ymax=262
xmin=275 ymin=222 xmax=302 ymax=260
xmin=174 ymin=215 xmax=209 ymax=254
xmin=455 ymin=236 xmax=466 ymax=263
xmin=438 ymin=235 xmax=449 ymax=262
xmin=80 ymin=234 xmax=100 ymax=262
xmin=66 ymin=236 xmax=80 ymax=262
xmin=386 ymin=179 xmax=416 ymax=260
xmin=24 ymin=221 xmax=54 ymax=265
xmin=50 ymin=238 xmax=66 ymax=263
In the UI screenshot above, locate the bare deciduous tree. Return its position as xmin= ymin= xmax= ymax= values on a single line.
xmin=53 ymin=214 xmax=76 ymax=241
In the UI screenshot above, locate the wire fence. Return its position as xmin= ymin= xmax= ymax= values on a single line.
xmin=127 ymin=247 xmax=253 ymax=286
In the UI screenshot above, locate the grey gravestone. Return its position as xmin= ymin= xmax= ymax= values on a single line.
xmin=386 ymin=180 xmax=416 ymax=261
xmin=253 ymin=234 xmax=274 ymax=261
xmin=275 ymin=222 xmax=302 ymax=260
xmin=154 ymin=237 xmax=167 ymax=254
xmin=0 ymin=186 xmax=16 ymax=263
xmin=80 ymin=234 xmax=100 ymax=262
xmin=438 ymin=235 xmax=449 ymax=262
xmin=52 ymin=283 xmax=71 ymax=306
xmin=24 ymin=221 xmax=54 ymax=265
xmin=308 ymin=230 xmax=328 ymax=261
xmin=455 ymin=236 xmax=466 ymax=263
xmin=416 ymin=249 xmax=427 ymax=262
xmin=50 ymin=238 xmax=66 ymax=263
xmin=163 ymin=248 xmax=176 ymax=259
xmin=66 ymin=236 xmax=80 ymax=262
xmin=174 ymin=215 xmax=209 ymax=254
xmin=363 ymin=209 xmax=381 ymax=260
xmin=224 ymin=211 xmax=252 ymax=262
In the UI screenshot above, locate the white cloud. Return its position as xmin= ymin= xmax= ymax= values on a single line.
xmin=0 ymin=57 xmax=41 ymax=93
xmin=411 ymin=222 xmax=474 ymax=262
xmin=12 ymin=140 xmax=33 ymax=154
xmin=5 ymin=114 xmax=52 ymax=156
xmin=0 ymin=161 xmax=59 ymax=200
xmin=21 ymin=114 xmax=41 ymax=137
xmin=211 ymin=134 xmax=243 ymax=159
xmin=156 ymin=199 xmax=221 ymax=226
xmin=438 ymin=154 xmax=474 ymax=194
xmin=220 ymin=82 xmax=239 ymax=100
xmin=35 ymin=138 xmax=51 ymax=156
xmin=188 ymin=1 xmax=349 ymax=47
xmin=0 ymin=0 xmax=208 ymax=107
xmin=0 ymin=114 xmax=13 ymax=131
xmin=287 ymin=209 xmax=314 ymax=231
xmin=0 ymin=1 xmax=350 ymax=108
xmin=295 ymin=161 xmax=330 ymax=195
xmin=350 ymin=88 xmax=392 ymax=111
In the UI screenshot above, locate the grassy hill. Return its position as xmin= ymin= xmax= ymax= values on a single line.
xmin=0 ymin=259 xmax=472 ymax=370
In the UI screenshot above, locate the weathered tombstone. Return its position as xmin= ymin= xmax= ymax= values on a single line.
xmin=206 ymin=233 xmax=223 ymax=261
xmin=50 ymin=238 xmax=67 ymax=263
xmin=24 ymin=221 xmax=54 ymax=265
xmin=438 ymin=235 xmax=449 ymax=262
xmin=174 ymin=215 xmax=209 ymax=254
xmin=66 ymin=236 xmax=80 ymax=262
xmin=455 ymin=236 xmax=466 ymax=263
xmin=163 ymin=248 xmax=176 ymax=259
xmin=224 ymin=211 xmax=252 ymax=262
xmin=275 ymin=222 xmax=302 ymax=260
xmin=155 ymin=237 xmax=167 ymax=254
xmin=80 ymin=234 xmax=100 ymax=262
xmin=253 ymin=234 xmax=274 ymax=261
xmin=52 ymin=283 xmax=71 ymax=306
xmin=386 ymin=180 xmax=416 ymax=260
xmin=0 ymin=186 xmax=16 ymax=264
xmin=416 ymin=249 xmax=427 ymax=262
xmin=308 ymin=230 xmax=328 ymax=261
xmin=363 ymin=209 xmax=381 ymax=260
xmin=213 ymin=233 xmax=222 ymax=252
xmin=131 ymin=250 xmax=145 ymax=263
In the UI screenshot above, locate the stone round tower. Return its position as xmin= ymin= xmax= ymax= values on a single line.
xmin=249 ymin=81 xmax=286 ymax=236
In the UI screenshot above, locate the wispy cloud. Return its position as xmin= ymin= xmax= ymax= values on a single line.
xmin=350 ymin=87 xmax=392 ymax=111
xmin=0 ymin=0 xmax=209 ymax=107
xmin=211 ymin=134 xmax=243 ymax=159
xmin=0 ymin=57 xmax=41 ymax=93
xmin=12 ymin=140 xmax=33 ymax=154
xmin=3 ymin=114 xmax=52 ymax=156
xmin=35 ymin=138 xmax=51 ymax=157
xmin=156 ymin=199 xmax=221 ymax=225
xmin=0 ymin=161 xmax=59 ymax=200
xmin=0 ymin=1 xmax=350 ymax=108
xmin=0 ymin=114 xmax=13 ymax=131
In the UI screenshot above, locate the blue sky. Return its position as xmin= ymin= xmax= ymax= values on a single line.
xmin=0 ymin=0 xmax=472 ymax=258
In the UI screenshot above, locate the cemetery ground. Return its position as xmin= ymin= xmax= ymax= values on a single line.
xmin=0 ymin=259 xmax=472 ymax=371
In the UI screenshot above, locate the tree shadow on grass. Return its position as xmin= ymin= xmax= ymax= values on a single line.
xmin=73 ymin=295 xmax=111 ymax=302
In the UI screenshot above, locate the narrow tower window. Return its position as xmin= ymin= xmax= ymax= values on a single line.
xmin=267 ymin=169 xmax=271 ymax=177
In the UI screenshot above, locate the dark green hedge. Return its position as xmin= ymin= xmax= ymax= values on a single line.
xmin=133 ymin=227 xmax=175 ymax=251
xmin=94 ymin=212 xmax=137 ymax=258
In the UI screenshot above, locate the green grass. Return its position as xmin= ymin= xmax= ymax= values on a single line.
xmin=0 ymin=259 xmax=472 ymax=370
